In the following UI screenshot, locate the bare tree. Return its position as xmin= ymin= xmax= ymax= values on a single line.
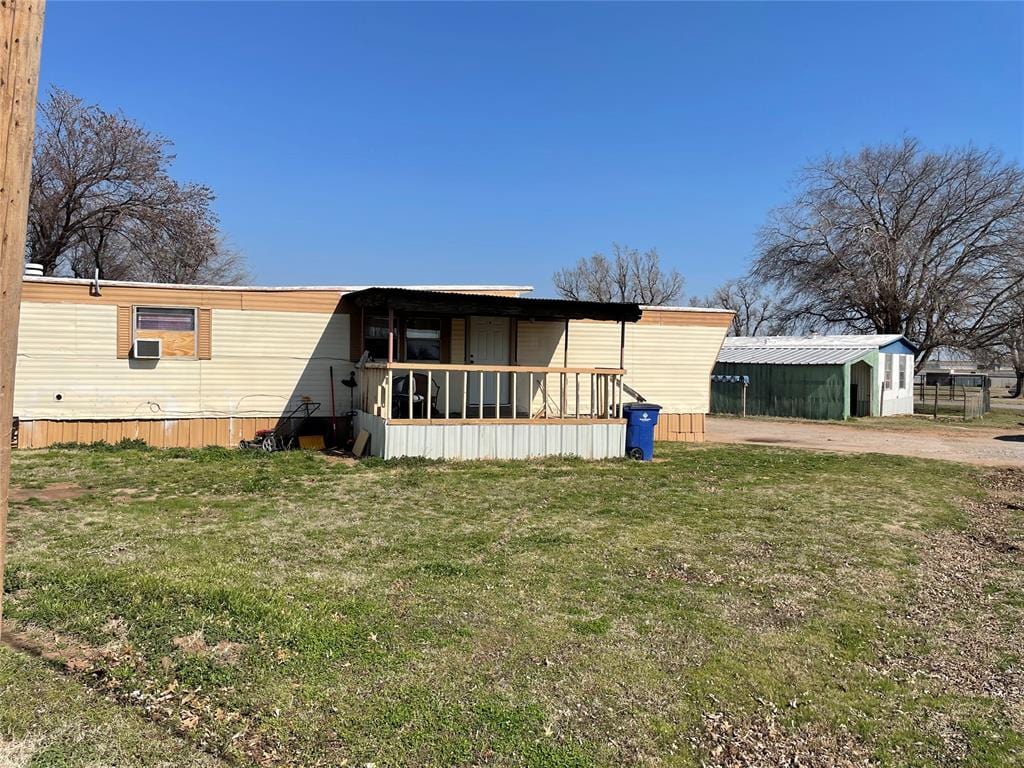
xmin=553 ymin=243 xmax=683 ymax=305
xmin=983 ymin=295 xmax=1024 ymax=397
xmin=1008 ymin=321 xmax=1024 ymax=399
xmin=692 ymin=277 xmax=797 ymax=336
xmin=753 ymin=138 xmax=1024 ymax=367
xmin=27 ymin=88 xmax=246 ymax=284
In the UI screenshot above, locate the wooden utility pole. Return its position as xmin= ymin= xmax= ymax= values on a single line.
xmin=0 ymin=0 xmax=45 ymax=635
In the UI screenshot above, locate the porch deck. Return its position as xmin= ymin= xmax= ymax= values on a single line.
xmin=356 ymin=362 xmax=628 ymax=459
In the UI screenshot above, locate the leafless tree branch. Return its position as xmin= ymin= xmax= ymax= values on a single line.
xmin=752 ymin=137 xmax=1024 ymax=367
xmin=553 ymin=244 xmax=683 ymax=305
xmin=27 ymin=87 xmax=247 ymax=284
xmin=691 ymin=277 xmax=802 ymax=336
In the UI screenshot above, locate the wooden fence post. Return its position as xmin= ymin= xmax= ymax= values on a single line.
xmin=0 ymin=0 xmax=46 ymax=636
xmin=932 ymin=384 xmax=938 ymax=419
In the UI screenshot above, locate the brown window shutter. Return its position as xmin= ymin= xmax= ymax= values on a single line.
xmin=197 ymin=308 xmax=212 ymax=359
xmin=116 ymin=306 xmax=132 ymax=359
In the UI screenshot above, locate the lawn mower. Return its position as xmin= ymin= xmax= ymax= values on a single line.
xmin=239 ymin=399 xmax=321 ymax=452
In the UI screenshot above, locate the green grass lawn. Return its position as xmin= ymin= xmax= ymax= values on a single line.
xmin=849 ymin=407 xmax=1024 ymax=430
xmin=715 ymin=408 xmax=1024 ymax=431
xmin=3 ymin=444 xmax=1022 ymax=766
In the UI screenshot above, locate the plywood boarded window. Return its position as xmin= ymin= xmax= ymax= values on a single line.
xmin=134 ymin=306 xmax=197 ymax=358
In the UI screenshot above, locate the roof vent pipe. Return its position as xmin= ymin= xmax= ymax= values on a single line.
xmin=24 ymin=262 xmax=44 ymax=277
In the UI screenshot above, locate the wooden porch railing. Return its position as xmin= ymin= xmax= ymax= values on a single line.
xmin=358 ymin=362 xmax=626 ymax=422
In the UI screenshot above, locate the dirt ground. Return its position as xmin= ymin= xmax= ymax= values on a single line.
xmin=707 ymin=416 xmax=1024 ymax=467
xmin=7 ymin=483 xmax=88 ymax=502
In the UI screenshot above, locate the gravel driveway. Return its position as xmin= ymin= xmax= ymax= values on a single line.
xmin=707 ymin=416 xmax=1024 ymax=467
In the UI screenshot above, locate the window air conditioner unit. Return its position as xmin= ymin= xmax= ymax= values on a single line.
xmin=133 ymin=338 xmax=161 ymax=359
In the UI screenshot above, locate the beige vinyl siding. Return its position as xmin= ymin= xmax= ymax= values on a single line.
xmin=516 ymin=321 xmax=566 ymax=414
xmin=15 ymin=293 xmax=728 ymax=439
xmin=622 ymin=323 xmax=727 ymax=413
xmin=450 ymin=318 xmax=466 ymax=364
xmin=516 ymin=320 xmax=565 ymax=366
xmin=15 ymin=303 xmax=351 ymax=421
xmin=513 ymin=317 xmax=727 ymax=416
xmin=561 ymin=322 xmax=621 ymax=416
xmin=556 ymin=319 xmax=728 ymax=414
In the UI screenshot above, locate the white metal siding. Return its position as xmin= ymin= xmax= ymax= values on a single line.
xmin=380 ymin=420 xmax=625 ymax=460
xmin=877 ymin=352 xmax=915 ymax=416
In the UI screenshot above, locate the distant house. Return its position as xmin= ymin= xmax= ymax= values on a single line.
xmin=14 ymin=274 xmax=734 ymax=458
xmin=712 ymin=334 xmax=917 ymax=420
xmin=922 ymin=347 xmax=1015 ymax=393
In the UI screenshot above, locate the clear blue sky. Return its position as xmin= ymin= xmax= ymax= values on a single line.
xmin=39 ymin=2 xmax=1023 ymax=297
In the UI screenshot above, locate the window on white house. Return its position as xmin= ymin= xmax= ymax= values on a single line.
xmin=898 ymin=356 xmax=907 ymax=389
xmin=884 ymin=355 xmax=893 ymax=389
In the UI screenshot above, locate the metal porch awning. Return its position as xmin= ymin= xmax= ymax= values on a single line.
xmin=342 ymin=287 xmax=642 ymax=323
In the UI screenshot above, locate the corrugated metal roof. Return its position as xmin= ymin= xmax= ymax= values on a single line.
xmin=723 ymin=333 xmax=906 ymax=349
xmin=717 ymin=333 xmax=918 ymax=364
xmin=717 ymin=345 xmax=873 ymax=365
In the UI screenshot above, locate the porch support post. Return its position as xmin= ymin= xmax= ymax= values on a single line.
xmin=563 ymin=319 xmax=569 ymax=367
xmin=562 ymin=319 xmax=569 ymax=419
xmin=619 ymin=320 xmax=626 ymax=370
xmin=387 ymin=307 xmax=395 ymax=363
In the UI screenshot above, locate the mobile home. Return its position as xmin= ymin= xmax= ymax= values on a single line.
xmin=14 ymin=275 xmax=733 ymax=458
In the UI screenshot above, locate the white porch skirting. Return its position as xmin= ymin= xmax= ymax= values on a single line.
xmin=353 ymin=411 xmax=626 ymax=460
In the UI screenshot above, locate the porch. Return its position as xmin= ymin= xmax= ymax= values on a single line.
xmin=343 ymin=288 xmax=642 ymax=459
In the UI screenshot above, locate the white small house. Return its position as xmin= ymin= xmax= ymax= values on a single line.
xmin=874 ymin=336 xmax=917 ymax=416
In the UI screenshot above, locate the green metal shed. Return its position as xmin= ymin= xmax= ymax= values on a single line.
xmin=712 ymin=342 xmax=879 ymax=420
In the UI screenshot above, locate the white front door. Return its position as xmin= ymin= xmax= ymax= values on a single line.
xmin=469 ymin=316 xmax=510 ymax=407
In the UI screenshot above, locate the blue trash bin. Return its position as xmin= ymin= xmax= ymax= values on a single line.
xmin=623 ymin=403 xmax=662 ymax=461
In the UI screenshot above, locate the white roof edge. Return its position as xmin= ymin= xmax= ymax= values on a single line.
xmin=22 ymin=275 xmax=534 ymax=294
xmin=640 ymin=305 xmax=734 ymax=314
